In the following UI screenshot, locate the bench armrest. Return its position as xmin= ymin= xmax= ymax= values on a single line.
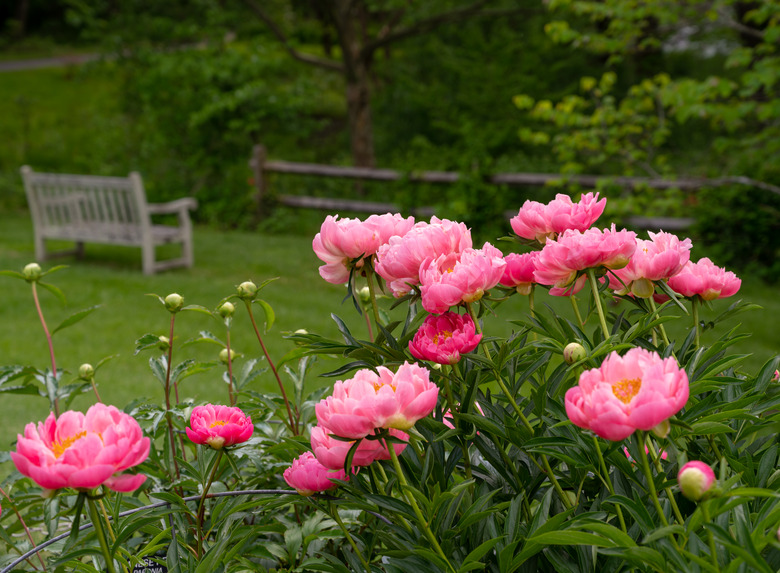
xmin=146 ymin=197 xmax=198 ymax=215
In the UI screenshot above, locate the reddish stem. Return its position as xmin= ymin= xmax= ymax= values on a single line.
xmin=226 ymin=328 xmax=235 ymax=406
xmin=31 ymin=282 xmax=59 ymax=416
xmin=244 ymin=301 xmax=297 ymax=434
xmin=0 ymin=486 xmax=47 ymax=571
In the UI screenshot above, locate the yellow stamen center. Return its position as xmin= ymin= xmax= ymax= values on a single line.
xmin=433 ymin=330 xmax=453 ymax=345
xmin=612 ymin=378 xmax=642 ymax=404
xmin=52 ymin=431 xmax=87 ymax=458
xmin=209 ymin=420 xmax=227 ymax=428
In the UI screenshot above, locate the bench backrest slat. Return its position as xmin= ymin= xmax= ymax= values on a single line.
xmin=23 ymin=172 xmax=148 ymax=239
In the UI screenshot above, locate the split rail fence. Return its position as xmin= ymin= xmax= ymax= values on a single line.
xmin=248 ymin=144 xmax=780 ymax=230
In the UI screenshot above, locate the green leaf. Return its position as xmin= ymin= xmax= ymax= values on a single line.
xmin=38 ymin=280 xmax=67 ymax=305
xmin=255 ymin=298 xmax=275 ymax=332
xmin=529 ymin=530 xmax=618 ymax=547
xmin=52 ymin=305 xmax=100 ymax=335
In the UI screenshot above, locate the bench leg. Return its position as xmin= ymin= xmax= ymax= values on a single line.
xmin=34 ymin=235 xmax=47 ymax=262
xmin=142 ymin=243 xmax=156 ymax=275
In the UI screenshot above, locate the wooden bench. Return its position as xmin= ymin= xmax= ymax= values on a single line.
xmin=21 ymin=166 xmax=198 ymax=275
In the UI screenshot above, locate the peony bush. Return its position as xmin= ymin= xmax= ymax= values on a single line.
xmin=0 ymin=191 xmax=779 ymax=572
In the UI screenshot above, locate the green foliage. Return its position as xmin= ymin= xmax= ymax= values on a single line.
xmin=693 ymin=187 xmax=780 ymax=283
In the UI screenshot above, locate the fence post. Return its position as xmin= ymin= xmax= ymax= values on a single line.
xmin=249 ymin=144 xmax=268 ymax=222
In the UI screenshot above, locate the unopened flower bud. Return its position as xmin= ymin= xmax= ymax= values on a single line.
xmin=164 ymin=293 xmax=184 ymax=312
xmin=22 ymin=262 xmax=42 ymax=282
xmin=158 ymin=336 xmax=170 ymax=351
xmin=563 ymin=342 xmax=587 ymax=365
xmin=650 ymin=419 xmax=671 ymax=439
xmin=219 ymin=348 xmax=236 ymax=364
xmin=78 ymin=363 xmax=95 ymax=381
xmin=357 ymin=286 xmax=371 ymax=304
xmin=218 ymin=302 xmax=235 ymax=318
xmin=237 ymin=281 xmax=258 ymax=300
xmin=294 ymin=329 xmax=308 ymax=335
xmin=678 ymin=461 xmax=716 ymax=501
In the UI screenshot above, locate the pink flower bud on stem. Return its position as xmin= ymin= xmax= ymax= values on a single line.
xmin=678 ymin=461 xmax=716 ymax=501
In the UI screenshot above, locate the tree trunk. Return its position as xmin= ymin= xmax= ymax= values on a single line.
xmin=345 ymin=63 xmax=375 ymax=168
xmin=331 ymin=0 xmax=376 ymax=168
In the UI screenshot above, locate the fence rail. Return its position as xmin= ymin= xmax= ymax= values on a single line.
xmin=248 ymin=144 xmax=780 ymax=228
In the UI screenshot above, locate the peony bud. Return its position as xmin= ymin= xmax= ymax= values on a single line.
xmin=164 ymin=293 xmax=184 ymax=312
xmin=678 ymin=461 xmax=715 ymax=501
xmin=218 ymin=301 xmax=235 ymax=318
xmin=237 ymin=281 xmax=258 ymax=300
xmin=357 ymin=286 xmax=371 ymax=304
xmin=650 ymin=419 xmax=671 ymax=439
xmin=158 ymin=336 xmax=170 ymax=351
xmin=563 ymin=342 xmax=587 ymax=365
xmin=219 ymin=348 xmax=236 ymax=364
xmin=22 ymin=262 xmax=42 ymax=282
xmin=78 ymin=363 xmax=95 ymax=381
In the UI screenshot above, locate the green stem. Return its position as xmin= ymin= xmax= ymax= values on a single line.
xmin=592 ymin=436 xmax=627 ymax=533
xmin=225 ymin=326 xmax=235 ymax=406
xmin=245 ymin=300 xmax=297 ymax=434
xmin=386 ymin=438 xmax=456 ymax=573
xmin=586 ymin=269 xmax=610 ymax=339
xmin=707 ymin=435 xmax=723 ymax=462
xmin=648 ymin=296 xmax=670 ymax=348
xmin=635 ymin=432 xmax=680 ymax=550
xmin=87 ymin=497 xmax=117 ymax=573
xmin=197 ymin=449 xmax=224 ymax=559
xmin=701 ymin=502 xmax=721 ymax=572
xmin=692 ymin=296 xmax=700 ymax=348
xmin=442 ymin=366 xmax=473 ymax=482
xmin=569 ymin=295 xmax=584 ymax=328
xmin=365 ymin=267 xmax=382 ymax=328
xmin=645 ymin=438 xmax=685 ymax=526
xmin=466 ymin=302 xmax=572 ymax=510
xmin=31 ymin=282 xmax=59 ymax=416
xmin=529 ymin=285 xmax=537 ymax=342
xmin=329 ymin=502 xmax=372 ymax=573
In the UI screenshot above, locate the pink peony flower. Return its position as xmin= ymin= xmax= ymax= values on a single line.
xmin=408 ymin=312 xmax=482 ymax=365
xmin=11 ymin=404 xmax=149 ymax=493
xmin=283 ymin=452 xmax=347 ymax=496
xmin=565 ymin=347 xmax=689 ymax=441
xmin=510 ymin=192 xmax=606 ymax=243
xmin=500 ymin=252 xmax=540 ymax=295
xmin=310 ymin=425 xmax=408 ymax=470
xmin=312 ymin=213 xmax=415 ymax=284
xmin=678 ymin=461 xmax=716 ymax=501
xmin=609 ymin=231 xmax=692 ymax=298
xmin=667 ymin=257 xmax=742 ymax=301
xmin=186 ymin=404 xmax=254 ymax=450
xmin=375 ymin=217 xmax=472 ymax=296
xmin=534 ymin=226 xmax=637 ymax=294
xmin=419 ymin=242 xmax=506 ymax=314
xmin=315 ymin=362 xmax=439 ymax=439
